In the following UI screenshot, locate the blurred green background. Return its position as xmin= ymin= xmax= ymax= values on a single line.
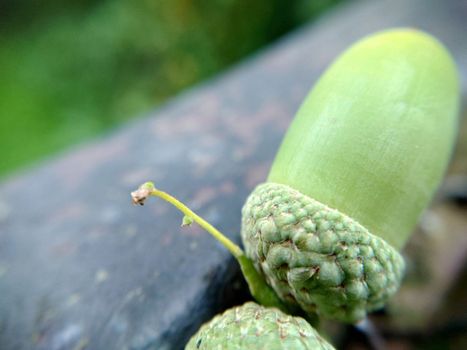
xmin=0 ymin=0 xmax=342 ymax=178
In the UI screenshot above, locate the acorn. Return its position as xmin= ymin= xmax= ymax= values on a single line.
xmin=132 ymin=29 xmax=459 ymax=325
xmin=241 ymin=29 xmax=460 ymax=323
xmin=186 ymin=302 xmax=335 ymax=350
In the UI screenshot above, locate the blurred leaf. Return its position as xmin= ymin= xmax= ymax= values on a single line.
xmin=0 ymin=0 xmax=343 ymax=176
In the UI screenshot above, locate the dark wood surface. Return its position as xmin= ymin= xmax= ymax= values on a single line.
xmin=0 ymin=0 xmax=466 ymax=349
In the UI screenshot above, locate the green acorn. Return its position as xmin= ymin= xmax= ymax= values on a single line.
xmin=131 ymin=29 xmax=459 ymax=326
xmin=186 ymin=302 xmax=335 ymax=350
xmin=241 ymin=29 xmax=460 ymax=323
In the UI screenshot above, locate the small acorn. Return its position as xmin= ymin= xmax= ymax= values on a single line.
xmin=241 ymin=29 xmax=460 ymax=322
xmin=186 ymin=302 xmax=335 ymax=350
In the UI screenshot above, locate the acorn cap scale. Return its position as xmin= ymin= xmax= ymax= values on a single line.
xmin=241 ymin=29 xmax=459 ymax=322
xmin=186 ymin=302 xmax=335 ymax=350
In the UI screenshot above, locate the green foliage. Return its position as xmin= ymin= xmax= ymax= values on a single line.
xmin=0 ymin=0 xmax=342 ymax=176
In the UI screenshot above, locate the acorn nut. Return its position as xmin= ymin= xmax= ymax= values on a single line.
xmin=241 ymin=29 xmax=460 ymax=323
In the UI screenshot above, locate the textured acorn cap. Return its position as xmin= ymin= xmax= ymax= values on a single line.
xmin=186 ymin=302 xmax=335 ymax=350
xmin=241 ymin=183 xmax=404 ymax=323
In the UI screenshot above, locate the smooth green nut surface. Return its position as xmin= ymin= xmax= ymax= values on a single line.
xmin=268 ymin=29 xmax=459 ymax=249
xmin=241 ymin=183 xmax=405 ymax=323
xmin=186 ymin=302 xmax=335 ymax=350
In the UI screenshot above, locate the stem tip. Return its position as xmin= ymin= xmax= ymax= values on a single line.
xmin=131 ymin=181 xmax=156 ymax=205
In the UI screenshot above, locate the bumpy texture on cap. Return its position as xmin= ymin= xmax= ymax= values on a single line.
xmin=186 ymin=302 xmax=334 ymax=350
xmin=241 ymin=183 xmax=405 ymax=323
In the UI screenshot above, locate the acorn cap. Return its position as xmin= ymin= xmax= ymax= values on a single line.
xmin=242 ymin=182 xmax=404 ymax=322
xmin=186 ymin=302 xmax=335 ymax=350
xmin=241 ymin=29 xmax=459 ymax=322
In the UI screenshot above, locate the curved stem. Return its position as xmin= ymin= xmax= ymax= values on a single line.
xmin=153 ymin=187 xmax=243 ymax=258
xmin=131 ymin=182 xmax=289 ymax=312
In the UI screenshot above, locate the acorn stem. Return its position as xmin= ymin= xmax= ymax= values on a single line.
xmin=158 ymin=188 xmax=243 ymax=258
xmin=131 ymin=182 xmax=290 ymax=313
